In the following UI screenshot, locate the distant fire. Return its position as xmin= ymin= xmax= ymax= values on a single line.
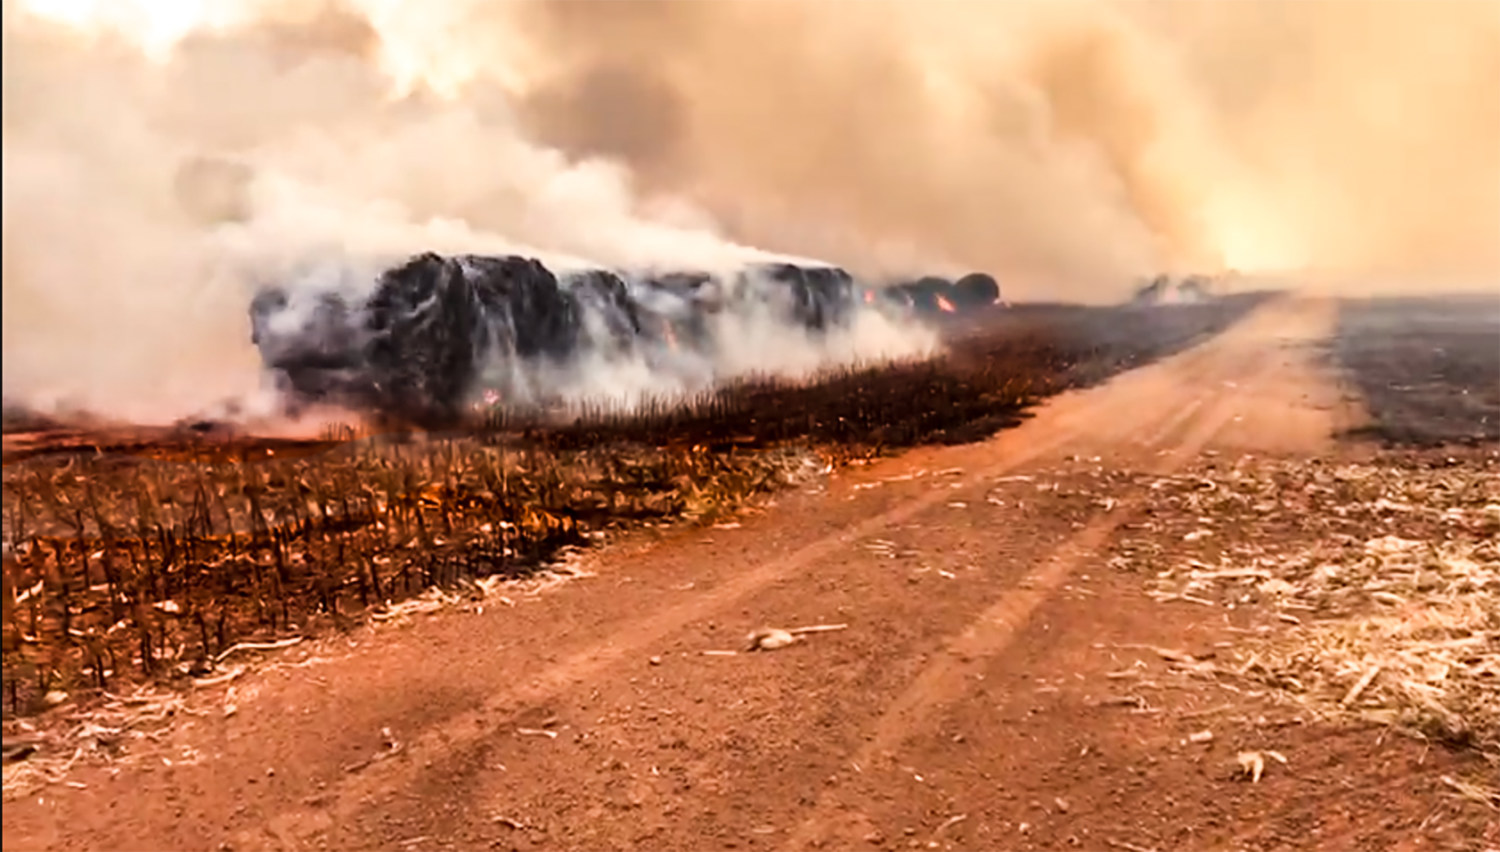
xmin=936 ymin=295 xmax=956 ymax=313
xmin=863 ymin=289 xmax=876 ymax=304
xmin=662 ymin=322 xmax=680 ymax=352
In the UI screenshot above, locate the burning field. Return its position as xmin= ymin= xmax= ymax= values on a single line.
xmin=5 ymin=1 xmax=1500 ymax=847
xmin=3 ymin=293 xmax=1498 ymax=848
xmin=1 ymin=294 xmax=1265 ymax=720
xmin=0 ymin=0 xmax=1276 ymax=724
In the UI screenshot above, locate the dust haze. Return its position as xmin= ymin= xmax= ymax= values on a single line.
xmin=3 ymin=0 xmax=1498 ymax=424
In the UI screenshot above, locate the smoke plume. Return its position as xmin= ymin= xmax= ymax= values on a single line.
xmin=3 ymin=0 xmax=1498 ymax=423
xmin=510 ymin=0 xmax=1500 ymax=287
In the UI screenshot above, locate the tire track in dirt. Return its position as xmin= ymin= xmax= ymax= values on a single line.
xmin=784 ymin=303 xmax=1309 ymax=849
xmin=227 ymin=339 xmax=1186 ymax=850
xmin=236 ymin=305 xmax=1295 ymax=852
xmin=329 ymin=301 xmax=1300 ymax=850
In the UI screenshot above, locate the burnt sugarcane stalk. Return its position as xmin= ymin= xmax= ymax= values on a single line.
xmin=255 ymin=476 xmax=294 ymax=595
xmin=84 ymin=483 xmax=127 ymax=628
xmin=385 ymin=469 xmax=406 ymax=547
xmin=413 ymin=507 xmax=434 ymax=589
xmin=157 ymin=523 xmax=179 ymax=603
xmin=135 ymin=599 xmax=155 ymax=675
xmin=27 ymin=538 xmax=43 ymax=639
xmin=240 ymin=482 xmax=268 ymax=579
xmin=135 ymin=498 xmax=159 ymax=602
xmin=208 ymin=472 xmax=238 ymax=552
xmin=312 ymin=485 xmax=337 ymax=615
xmin=83 ymin=634 xmax=108 ymax=690
xmin=192 ymin=479 xmax=214 ymax=545
xmin=63 ymin=515 xmax=91 ymax=642
xmin=9 ymin=491 xmax=27 ymax=556
xmin=268 ymin=527 xmax=290 ymax=630
xmin=438 ymin=453 xmax=455 ymax=540
xmin=241 ymin=476 xmax=273 ymax=628
xmin=356 ymin=484 xmax=386 ymax=602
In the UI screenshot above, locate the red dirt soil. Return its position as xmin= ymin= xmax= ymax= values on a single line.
xmin=3 ymin=297 xmax=1495 ymax=852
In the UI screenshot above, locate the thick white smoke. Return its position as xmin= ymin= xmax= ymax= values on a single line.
xmin=0 ymin=0 xmax=935 ymax=425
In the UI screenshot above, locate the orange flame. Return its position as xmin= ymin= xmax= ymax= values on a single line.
xmin=863 ymin=289 xmax=876 ymax=304
xmin=662 ymin=323 xmax=679 ymax=352
xmin=936 ymin=295 xmax=956 ymax=313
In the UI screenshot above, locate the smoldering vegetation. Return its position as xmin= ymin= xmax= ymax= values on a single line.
xmin=536 ymin=296 xmax=1267 ymax=450
xmin=1335 ymin=295 xmax=1500 ymax=447
xmin=245 ymin=252 xmax=964 ymax=430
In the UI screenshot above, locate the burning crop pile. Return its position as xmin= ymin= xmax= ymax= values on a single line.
xmin=248 ymin=250 xmax=1002 ymax=428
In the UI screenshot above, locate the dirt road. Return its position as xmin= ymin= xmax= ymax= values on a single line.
xmin=4 ymin=297 xmax=1493 ymax=852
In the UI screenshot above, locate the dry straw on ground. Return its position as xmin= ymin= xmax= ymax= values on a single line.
xmin=1130 ymin=454 xmax=1499 ymax=768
